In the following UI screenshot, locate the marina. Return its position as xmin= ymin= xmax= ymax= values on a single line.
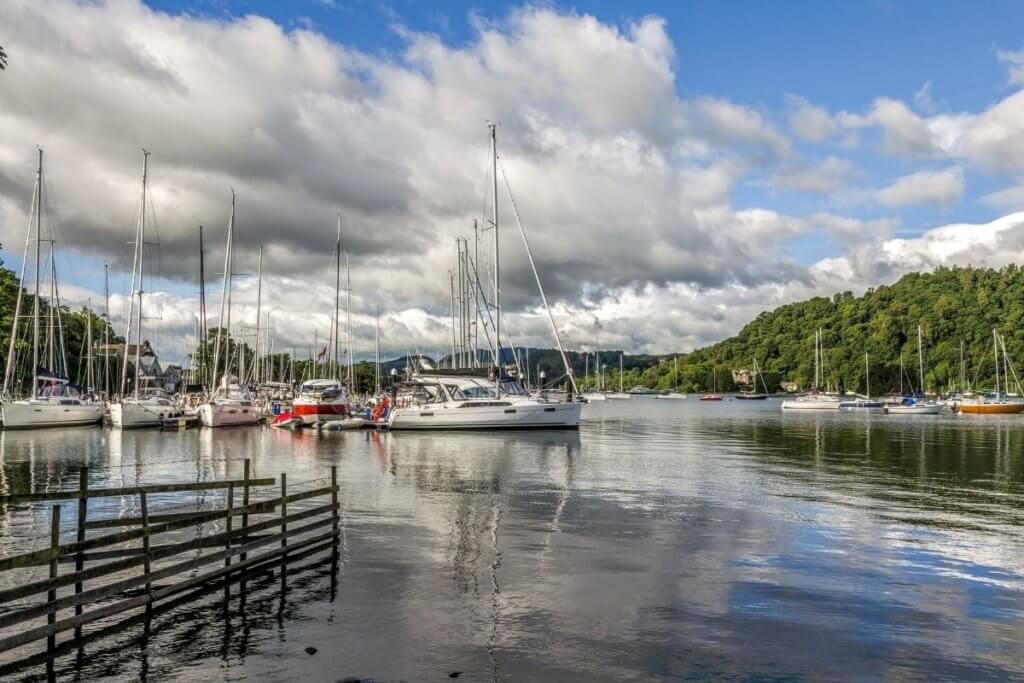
xmin=0 ymin=399 xmax=1022 ymax=679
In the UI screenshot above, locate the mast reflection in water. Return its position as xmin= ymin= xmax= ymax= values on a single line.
xmin=0 ymin=399 xmax=1022 ymax=681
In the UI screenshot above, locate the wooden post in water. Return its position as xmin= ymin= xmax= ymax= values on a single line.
xmin=74 ymin=467 xmax=88 ymax=637
xmin=280 ymin=474 xmax=287 ymax=556
xmin=241 ymin=460 xmax=250 ymax=563
xmin=331 ymin=466 xmax=338 ymax=561
xmin=48 ymin=505 xmax=61 ymax=653
xmin=140 ymin=493 xmax=151 ymax=590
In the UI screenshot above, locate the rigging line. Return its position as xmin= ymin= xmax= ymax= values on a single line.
xmin=497 ymin=157 xmax=579 ymax=395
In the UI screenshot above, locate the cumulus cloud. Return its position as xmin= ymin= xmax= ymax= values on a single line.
xmin=785 ymin=95 xmax=838 ymax=142
xmin=997 ymin=48 xmax=1024 ymax=86
xmin=773 ymin=156 xmax=854 ymax=194
xmin=1 ymin=1 xmax=1023 ymax=362
xmin=875 ymin=167 xmax=964 ymax=208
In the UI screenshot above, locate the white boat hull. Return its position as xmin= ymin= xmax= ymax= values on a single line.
xmin=199 ymin=402 xmax=261 ymax=427
xmin=781 ymin=399 xmax=841 ymax=410
xmin=388 ymin=401 xmax=581 ymax=430
xmin=2 ymin=401 xmax=104 ymax=429
xmin=655 ymin=393 xmax=688 ymax=400
xmin=582 ymin=392 xmax=607 ymax=401
xmin=605 ymin=393 xmax=631 ymax=400
xmin=885 ymin=404 xmax=942 ymax=415
xmin=110 ymin=401 xmax=182 ymax=428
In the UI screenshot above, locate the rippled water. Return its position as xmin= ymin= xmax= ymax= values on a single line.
xmin=1 ymin=398 xmax=1023 ymax=681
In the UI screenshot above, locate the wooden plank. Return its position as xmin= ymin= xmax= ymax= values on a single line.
xmin=140 ymin=492 xmax=151 ymax=595
xmin=224 ymin=484 xmax=234 ymax=570
xmin=74 ymin=467 xmax=87 ymax=637
xmin=0 ymin=489 xmax=307 ymax=571
xmin=80 ymin=485 xmax=333 ymax=530
xmin=241 ymin=460 xmax=250 ymax=563
xmin=47 ymin=505 xmax=60 ymax=652
xmin=0 ymin=503 xmax=339 ymax=604
xmin=331 ymin=466 xmax=339 ymax=563
xmin=0 ymin=516 xmax=335 ymax=630
xmin=0 ymin=478 xmax=275 ymax=504
xmin=0 ymin=528 xmax=339 ymax=653
xmin=281 ymin=473 xmax=288 ymax=559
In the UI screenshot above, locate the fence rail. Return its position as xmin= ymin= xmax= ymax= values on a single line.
xmin=0 ymin=461 xmax=339 ymax=660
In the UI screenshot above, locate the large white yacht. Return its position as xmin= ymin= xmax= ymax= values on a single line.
xmin=199 ymin=376 xmax=261 ymax=427
xmin=387 ymin=370 xmax=581 ymax=430
xmin=110 ymin=387 xmax=183 ymax=428
xmin=2 ymin=380 xmax=103 ymax=429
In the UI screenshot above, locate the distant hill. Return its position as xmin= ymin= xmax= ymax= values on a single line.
xmin=637 ymin=266 xmax=1024 ymax=395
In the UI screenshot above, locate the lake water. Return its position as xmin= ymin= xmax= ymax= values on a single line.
xmin=1 ymin=398 xmax=1023 ymax=681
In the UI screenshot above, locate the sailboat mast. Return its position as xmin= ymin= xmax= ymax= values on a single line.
xmin=198 ymin=226 xmax=207 ymax=390
xmin=211 ymin=191 xmax=235 ymax=387
xmin=254 ymin=243 xmax=263 ymax=385
xmin=619 ymin=353 xmax=623 ymax=394
xmin=119 ymin=150 xmax=148 ymax=397
xmin=864 ymin=352 xmax=870 ymax=399
xmin=30 ymin=149 xmax=43 ymax=398
xmin=333 ymin=215 xmax=341 ymax=381
xmin=104 ymin=264 xmax=110 ymax=397
xmin=490 ymin=123 xmax=501 ymax=395
xmin=994 ymin=329 xmax=1000 ymax=395
xmin=449 ymin=270 xmax=456 ymax=368
xmin=346 ymin=250 xmax=353 ymax=387
xmin=473 ymin=220 xmax=480 ymax=366
xmin=133 ymin=150 xmax=149 ymax=399
xmin=917 ymin=325 xmax=925 ymax=397
xmin=86 ymin=304 xmax=94 ymax=393
xmin=374 ymin=306 xmax=381 ymax=394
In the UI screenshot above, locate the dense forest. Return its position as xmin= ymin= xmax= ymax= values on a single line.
xmin=621 ymin=266 xmax=1024 ymax=395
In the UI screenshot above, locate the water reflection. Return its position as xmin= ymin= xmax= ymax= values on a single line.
xmin=0 ymin=402 xmax=1021 ymax=680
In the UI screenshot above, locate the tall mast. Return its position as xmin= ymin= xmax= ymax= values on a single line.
xmin=490 ymin=123 xmax=501 ymax=395
xmin=211 ymin=191 xmax=235 ymax=387
xmin=993 ymin=329 xmax=1000 ymax=395
xmin=864 ymin=352 xmax=870 ymax=399
xmin=346 ymin=250 xmax=353 ymax=386
xmin=31 ymin=149 xmax=42 ymax=398
xmin=960 ymin=340 xmax=965 ymax=392
xmin=119 ymin=149 xmax=149 ymax=398
xmin=899 ymin=352 xmax=903 ymax=395
xmin=473 ymin=220 xmax=480 ymax=366
xmin=104 ymin=265 xmax=110 ymax=397
xmin=917 ymin=325 xmax=925 ymax=397
xmin=374 ymin=305 xmax=381 ymax=394
xmin=253 ymin=243 xmax=263 ymax=385
xmin=619 ymin=352 xmax=623 ymax=393
xmin=86 ymin=303 xmax=94 ymax=393
xmin=333 ymin=215 xmax=341 ymax=380
xmin=198 ymin=226 xmax=207 ymax=390
xmin=449 ymin=270 xmax=456 ymax=368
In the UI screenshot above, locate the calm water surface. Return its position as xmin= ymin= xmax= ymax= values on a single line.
xmin=1 ymin=398 xmax=1023 ymax=681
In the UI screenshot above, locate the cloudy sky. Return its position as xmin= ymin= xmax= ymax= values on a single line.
xmin=2 ymin=0 xmax=1024 ymax=363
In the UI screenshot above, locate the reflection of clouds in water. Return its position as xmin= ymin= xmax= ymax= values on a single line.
xmin=0 ymin=403 xmax=1021 ymax=680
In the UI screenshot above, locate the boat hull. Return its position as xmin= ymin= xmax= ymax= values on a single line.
xmin=2 ymin=401 xmax=104 ymax=429
xmin=604 ymin=393 xmax=631 ymax=400
xmin=199 ymin=402 xmax=261 ymax=427
xmin=885 ymin=405 xmax=942 ymax=415
xmin=734 ymin=394 xmax=768 ymax=400
xmin=291 ymin=400 xmax=349 ymax=425
xmin=655 ymin=393 xmax=687 ymax=400
xmin=388 ymin=401 xmax=581 ymax=430
xmin=781 ymin=399 xmax=840 ymax=410
xmin=110 ymin=401 xmax=182 ymax=428
xmin=957 ymin=402 xmax=1024 ymax=415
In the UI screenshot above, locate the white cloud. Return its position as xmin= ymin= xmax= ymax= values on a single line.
xmin=785 ymin=95 xmax=838 ymax=142
xmin=875 ymin=167 xmax=964 ymax=208
xmin=980 ymin=183 xmax=1024 ymax=211
xmin=774 ymin=156 xmax=854 ymax=194
xmin=997 ymin=48 xmax=1024 ymax=86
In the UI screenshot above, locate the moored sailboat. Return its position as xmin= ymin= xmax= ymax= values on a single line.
xmin=957 ymin=330 xmax=1024 ymax=415
xmin=885 ymin=326 xmax=942 ymax=415
xmin=2 ymin=149 xmax=103 ymax=429
xmin=781 ymin=328 xmax=840 ymax=410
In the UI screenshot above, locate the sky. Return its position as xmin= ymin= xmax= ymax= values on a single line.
xmin=2 ymin=0 xmax=1024 ymax=364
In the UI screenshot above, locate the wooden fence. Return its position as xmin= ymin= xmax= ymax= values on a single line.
xmin=0 ymin=460 xmax=339 ymax=662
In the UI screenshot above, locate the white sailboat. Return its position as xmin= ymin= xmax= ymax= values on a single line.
xmin=886 ymin=326 xmax=942 ymax=415
xmin=2 ymin=150 xmax=103 ymax=429
xmin=655 ymin=357 xmax=687 ymax=399
xmin=199 ymin=191 xmax=261 ymax=428
xmin=605 ymin=353 xmax=631 ymax=399
xmin=582 ymin=351 xmax=608 ymax=401
xmin=110 ymin=151 xmax=184 ymax=428
xmin=838 ymin=353 xmax=883 ymax=410
xmin=781 ymin=328 xmax=840 ymax=410
xmin=388 ymin=124 xmax=581 ymax=429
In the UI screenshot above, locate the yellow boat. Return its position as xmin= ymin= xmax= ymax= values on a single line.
xmin=957 ymin=401 xmax=1024 ymax=415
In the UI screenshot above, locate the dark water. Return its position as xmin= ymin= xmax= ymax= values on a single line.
xmin=1 ymin=398 xmax=1024 ymax=681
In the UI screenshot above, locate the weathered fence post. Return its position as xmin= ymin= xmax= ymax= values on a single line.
xmin=74 ymin=467 xmax=88 ymax=637
xmin=280 ymin=473 xmax=287 ymax=556
xmin=48 ymin=505 xmax=61 ymax=653
xmin=224 ymin=484 xmax=234 ymax=570
xmin=140 ymin=493 xmax=152 ymax=591
xmin=241 ymin=460 xmax=250 ymax=563
xmin=331 ymin=466 xmax=339 ymax=560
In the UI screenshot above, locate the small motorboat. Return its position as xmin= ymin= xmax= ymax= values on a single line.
xmin=271 ymin=411 xmax=305 ymax=429
xmin=700 ymin=394 xmax=723 ymax=402
xmin=319 ymin=416 xmax=367 ymax=431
